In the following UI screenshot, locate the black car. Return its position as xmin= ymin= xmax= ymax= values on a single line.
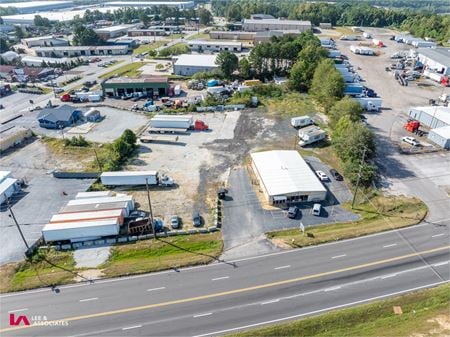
xmin=192 ymin=212 xmax=202 ymax=227
xmin=330 ymin=169 xmax=344 ymax=181
xmin=287 ymin=206 xmax=299 ymax=219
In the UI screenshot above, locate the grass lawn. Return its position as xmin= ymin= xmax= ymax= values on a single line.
xmin=228 ymin=284 xmax=450 ymax=337
xmin=101 ymin=232 xmax=223 ymax=277
xmin=262 ymin=93 xmax=316 ymax=117
xmin=133 ymin=40 xmax=168 ymax=56
xmin=334 ymin=26 xmax=355 ymax=36
xmin=166 ymin=33 xmax=185 ymax=40
xmin=0 ymin=250 xmax=76 ymax=293
xmin=186 ymin=32 xmax=210 ymax=40
xmin=267 ymin=195 xmax=427 ymax=248
xmin=99 ymin=61 xmax=146 ymax=79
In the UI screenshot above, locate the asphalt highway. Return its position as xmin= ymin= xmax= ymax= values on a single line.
xmin=1 ymin=223 xmax=448 ymax=336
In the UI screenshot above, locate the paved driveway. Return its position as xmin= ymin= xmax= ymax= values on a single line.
xmin=221 ymin=167 xmax=358 ymax=260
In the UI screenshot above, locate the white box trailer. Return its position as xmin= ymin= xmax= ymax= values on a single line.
xmin=354 ymin=97 xmax=383 ymax=112
xmin=150 ymin=115 xmax=193 ymax=129
xmin=100 ymin=171 xmax=158 ymax=186
xmin=0 ymin=171 xmax=12 ymax=183
xmin=67 ymin=195 xmax=135 ymax=212
xmin=42 ymin=218 xmax=120 ymax=243
xmin=174 ymin=85 xmax=181 ymax=96
xmin=423 ymin=70 xmax=444 ymax=83
xmin=0 ymin=178 xmax=20 ymax=205
xmin=59 ymin=201 xmax=131 ymax=216
xmin=50 ymin=209 xmax=125 ymax=225
xmin=291 ymin=116 xmax=314 ymax=128
xmin=75 ymin=191 xmax=113 ymax=199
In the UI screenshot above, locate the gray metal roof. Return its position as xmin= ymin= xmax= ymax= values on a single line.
xmin=418 ymin=48 xmax=450 ymax=67
xmin=37 ymin=104 xmax=83 ymax=123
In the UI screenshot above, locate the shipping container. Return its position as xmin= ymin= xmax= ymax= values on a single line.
xmin=42 ymin=218 xmax=120 ymax=242
xmin=50 ymin=209 xmax=125 ymax=225
xmin=67 ymin=195 xmax=135 ymax=212
xmin=59 ymin=201 xmax=130 ymax=216
xmin=75 ymin=191 xmax=113 ymax=199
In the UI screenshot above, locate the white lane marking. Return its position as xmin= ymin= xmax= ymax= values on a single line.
xmin=193 ymin=313 xmax=212 ymax=318
xmin=274 ymin=265 xmax=291 ymax=270
xmin=331 ymin=254 xmax=347 ymax=259
xmin=261 ymin=299 xmax=280 ymax=305
xmin=79 ymin=297 xmax=98 ymax=302
xmin=121 ymin=325 xmax=142 ymax=330
xmin=7 ymin=308 xmax=28 ymax=313
xmin=383 ymin=244 xmax=397 ymax=248
xmin=324 ymin=286 xmax=341 ymax=292
xmin=381 ymin=273 xmax=398 ymax=280
xmin=146 ymin=287 xmax=166 ymax=292
xmin=192 ymin=281 xmax=449 ymax=337
xmin=433 ymin=261 xmax=450 ymax=267
xmin=211 ymin=276 xmax=229 ymax=281
xmin=432 ymin=233 xmax=445 ymax=238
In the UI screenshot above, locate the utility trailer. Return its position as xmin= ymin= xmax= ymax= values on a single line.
xmin=140 ymin=135 xmax=179 ymax=144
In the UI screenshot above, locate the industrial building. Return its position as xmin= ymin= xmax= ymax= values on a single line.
xmin=417 ymin=48 xmax=450 ymax=75
xmin=0 ymin=1 xmax=73 ymax=14
xmin=428 ymin=126 xmax=450 ymax=149
xmin=250 ymin=150 xmax=327 ymax=204
xmin=21 ymin=56 xmax=71 ymax=67
xmin=0 ymin=125 xmax=32 ymax=152
xmin=128 ymin=28 xmax=167 ymax=37
xmin=209 ymin=31 xmax=256 ymax=40
xmin=22 ymin=36 xmax=69 ymax=48
xmin=102 ymin=76 xmax=169 ymax=97
xmin=187 ymin=40 xmax=243 ymax=52
xmin=37 ymin=105 xmax=83 ymax=129
xmin=34 ymin=45 xmax=129 ymax=58
xmin=242 ymin=19 xmax=312 ymax=32
xmin=173 ymin=54 xmax=218 ymax=76
xmin=105 ymin=1 xmax=195 ymax=9
xmin=408 ymin=106 xmax=450 ymax=129
xmin=95 ymin=24 xmax=136 ymax=39
xmin=254 ymin=30 xmax=300 ymax=43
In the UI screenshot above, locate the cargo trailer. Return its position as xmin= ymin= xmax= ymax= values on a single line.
xmin=291 ymin=116 xmax=314 ymax=128
xmin=354 ymin=97 xmax=383 ymax=112
xmin=344 ymin=83 xmax=364 ymax=96
xmin=50 ymin=209 xmax=125 ymax=225
xmin=149 ymin=114 xmax=208 ymax=133
xmin=67 ymin=195 xmax=135 ymax=212
xmin=75 ymin=191 xmax=113 ymax=199
xmin=42 ymin=218 xmax=120 ymax=243
xmin=0 ymin=178 xmax=20 ymax=205
xmin=59 ymin=201 xmax=130 ymax=216
xmin=100 ymin=171 xmax=174 ymax=187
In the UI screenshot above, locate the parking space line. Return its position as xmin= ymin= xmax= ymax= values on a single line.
xmin=79 ymin=297 xmax=98 ymax=302
xmin=193 ymin=313 xmax=212 ymax=318
xmin=432 ymin=234 xmax=445 ymax=238
xmin=212 ymin=276 xmax=229 ymax=281
xmin=146 ymin=287 xmax=166 ymax=292
xmin=261 ymin=299 xmax=280 ymax=305
xmin=331 ymin=254 xmax=347 ymax=259
xmin=274 ymin=265 xmax=291 ymax=270
xmin=383 ymin=244 xmax=397 ymax=248
xmin=122 ymin=325 xmax=142 ymax=330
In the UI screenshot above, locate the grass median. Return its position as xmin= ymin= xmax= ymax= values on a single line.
xmin=99 ymin=61 xmax=146 ymax=79
xmin=227 ymin=284 xmax=450 ymax=337
xmin=267 ymin=195 xmax=427 ymax=248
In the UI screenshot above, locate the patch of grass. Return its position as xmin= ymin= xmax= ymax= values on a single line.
xmin=0 ymin=249 xmax=76 ymax=293
xmin=101 ymin=232 xmax=223 ymax=277
xmin=158 ymin=42 xmax=190 ymax=57
xmin=99 ymin=61 xmax=146 ymax=79
xmin=334 ymin=26 xmax=355 ymax=36
xmin=186 ymin=32 xmax=210 ymax=40
xmin=262 ymin=92 xmax=316 ymax=117
xmin=133 ymin=40 xmax=168 ymax=56
xmin=267 ymin=195 xmax=427 ymax=248
xmin=228 ymin=284 xmax=450 ymax=337
xmin=166 ymin=33 xmax=185 ymax=40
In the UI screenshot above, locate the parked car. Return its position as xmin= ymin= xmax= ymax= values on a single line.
xmin=170 ymin=215 xmax=180 ymax=229
xmin=54 ymin=87 xmax=64 ymax=93
xmin=312 ymin=203 xmax=322 ymax=216
xmin=330 ymin=169 xmax=343 ymax=181
xmin=315 ymin=170 xmax=329 ymax=181
xmin=287 ymin=206 xmax=299 ymax=219
xmin=402 ymin=136 xmax=420 ymax=146
xmin=192 ymin=212 xmax=202 ymax=227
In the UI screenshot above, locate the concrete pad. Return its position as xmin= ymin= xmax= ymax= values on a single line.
xmin=73 ymin=245 xmax=111 ymax=268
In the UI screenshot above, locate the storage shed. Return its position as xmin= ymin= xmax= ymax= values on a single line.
xmin=428 ymin=126 xmax=450 ymax=149
xmin=250 ymin=150 xmax=327 ymax=204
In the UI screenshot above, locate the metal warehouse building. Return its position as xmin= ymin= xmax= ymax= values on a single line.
xmin=408 ymin=106 xmax=450 ymax=129
xmin=187 ymin=40 xmax=243 ymax=52
xmin=242 ymin=19 xmax=312 ymax=32
xmin=95 ymin=24 xmax=136 ymax=39
xmin=417 ymin=48 xmax=450 ymax=75
xmin=0 ymin=1 xmax=73 ymax=14
xmin=428 ymin=126 xmax=450 ymax=149
xmin=173 ymin=54 xmax=218 ymax=76
xmin=0 ymin=125 xmax=32 ymax=152
xmin=102 ymin=76 xmax=169 ymax=97
xmin=250 ymin=150 xmax=327 ymax=205
xmin=34 ymin=45 xmax=129 ymax=58
xmin=105 ymin=1 xmax=195 ymax=9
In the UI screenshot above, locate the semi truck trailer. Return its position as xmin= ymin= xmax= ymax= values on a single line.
xmin=149 ymin=115 xmax=208 ymax=133
xmin=100 ymin=171 xmax=174 ymax=187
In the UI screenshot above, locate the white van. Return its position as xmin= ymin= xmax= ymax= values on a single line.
xmin=312 ymin=203 xmax=322 ymax=216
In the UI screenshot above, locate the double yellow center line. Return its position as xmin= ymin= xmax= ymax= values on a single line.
xmin=1 ymin=245 xmax=448 ymax=333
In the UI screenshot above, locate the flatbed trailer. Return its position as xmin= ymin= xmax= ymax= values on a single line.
xmin=140 ymin=135 xmax=179 ymax=143
xmin=148 ymin=127 xmax=188 ymax=134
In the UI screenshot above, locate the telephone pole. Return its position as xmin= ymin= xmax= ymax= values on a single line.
xmin=145 ymin=178 xmax=155 ymax=237
xmin=5 ymin=195 xmax=30 ymax=250
xmin=351 ymin=147 xmax=367 ymax=209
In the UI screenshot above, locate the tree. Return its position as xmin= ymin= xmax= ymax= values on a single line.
xmin=215 ymin=51 xmax=239 ymax=78
xmin=238 ymin=57 xmax=251 ymax=79
xmin=34 ymin=15 xmax=51 ymax=27
xmin=14 ymin=26 xmax=24 ymax=40
xmin=72 ymin=25 xmax=104 ymax=46
xmin=309 ymin=58 xmax=345 ymax=112
xmin=198 ymin=8 xmax=213 ymax=25
xmin=139 ymin=12 xmax=151 ymax=27
xmin=329 ymin=96 xmax=363 ymax=128
xmin=121 ymin=129 xmax=137 ymax=148
xmin=0 ymin=38 xmax=9 ymax=53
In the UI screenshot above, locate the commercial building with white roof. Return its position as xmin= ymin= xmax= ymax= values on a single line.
xmin=428 ymin=125 xmax=450 ymax=149
xmin=408 ymin=106 xmax=450 ymax=129
xmin=417 ymin=48 xmax=450 ymax=75
xmin=250 ymin=150 xmax=327 ymax=204
xmin=187 ymin=40 xmax=243 ymax=52
xmin=0 ymin=1 xmax=73 ymax=14
xmin=105 ymin=1 xmax=195 ymax=9
xmin=95 ymin=24 xmax=136 ymax=39
xmin=34 ymin=45 xmax=128 ymax=58
xmin=173 ymin=54 xmax=218 ymax=76
xmin=243 ymin=19 xmax=312 ymax=32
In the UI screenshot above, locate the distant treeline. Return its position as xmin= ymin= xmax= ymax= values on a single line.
xmin=212 ymin=1 xmax=450 ymax=43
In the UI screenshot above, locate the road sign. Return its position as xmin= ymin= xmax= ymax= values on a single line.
xmin=299 ymin=222 xmax=305 ymax=233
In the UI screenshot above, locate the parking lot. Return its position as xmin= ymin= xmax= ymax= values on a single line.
xmin=0 ymin=141 xmax=93 ymax=264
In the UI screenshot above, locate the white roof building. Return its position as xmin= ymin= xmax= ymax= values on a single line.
xmin=428 ymin=125 xmax=450 ymax=149
xmin=173 ymin=54 xmax=218 ymax=76
xmin=187 ymin=40 xmax=243 ymax=52
xmin=408 ymin=106 xmax=450 ymax=129
xmin=243 ymin=19 xmax=312 ymax=32
xmin=250 ymin=150 xmax=327 ymax=204
xmin=105 ymin=1 xmax=195 ymax=9
xmin=0 ymin=1 xmax=73 ymax=13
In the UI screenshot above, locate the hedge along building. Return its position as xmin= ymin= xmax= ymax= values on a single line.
xmin=101 ymin=76 xmax=169 ymax=98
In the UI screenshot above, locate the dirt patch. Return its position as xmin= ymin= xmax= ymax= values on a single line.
xmin=270 ymin=237 xmax=293 ymax=250
xmin=73 ymin=269 xmax=104 ymax=282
